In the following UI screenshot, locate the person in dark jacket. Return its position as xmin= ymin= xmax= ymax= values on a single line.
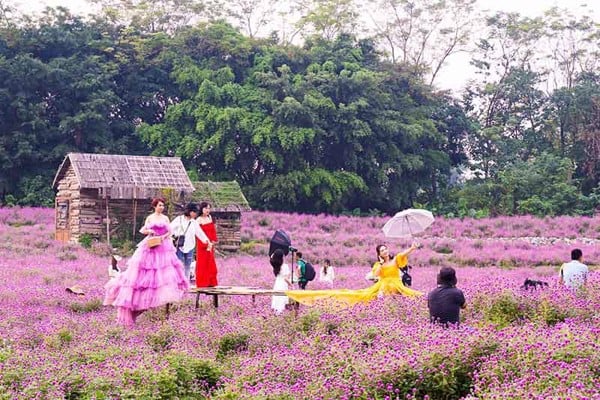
xmin=427 ymin=267 xmax=466 ymax=327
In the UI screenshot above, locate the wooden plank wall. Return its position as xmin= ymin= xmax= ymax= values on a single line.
xmin=212 ymin=212 xmax=242 ymax=252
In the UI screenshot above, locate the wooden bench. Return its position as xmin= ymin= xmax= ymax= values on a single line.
xmin=189 ymin=286 xmax=288 ymax=309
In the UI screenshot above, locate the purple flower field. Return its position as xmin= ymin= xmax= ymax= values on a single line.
xmin=1 ymin=207 xmax=599 ymax=399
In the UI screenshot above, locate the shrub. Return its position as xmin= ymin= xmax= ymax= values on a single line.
xmin=433 ymin=245 xmax=453 ymax=254
xmin=239 ymin=240 xmax=263 ymax=255
xmin=483 ymin=291 xmax=531 ymax=328
xmin=167 ymin=353 xmax=222 ymax=393
xmin=498 ymin=258 xmax=518 ymax=270
xmin=536 ymin=299 xmax=571 ymax=326
xmin=146 ymin=326 xmax=176 ymax=352
xmin=78 ymin=234 xmax=94 ymax=249
xmin=375 ymin=341 xmax=499 ymax=400
xmin=297 ymin=309 xmax=321 ymax=334
xmin=360 ymin=327 xmax=378 ymax=348
xmin=63 ymin=373 xmax=86 ymax=400
xmin=57 ymin=250 xmax=78 ymax=261
xmin=69 ymin=299 xmax=103 ymax=313
xmin=217 ymin=333 xmax=249 ymax=360
xmin=45 ymin=327 xmax=74 ymax=350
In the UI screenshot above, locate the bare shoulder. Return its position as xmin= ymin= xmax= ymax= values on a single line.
xmin=146 ymin=214 xmax=170 ymax=225
xmin=197 ymin=215 xmax=212 ymax=225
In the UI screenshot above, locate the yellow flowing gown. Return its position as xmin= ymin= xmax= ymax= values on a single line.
xmin=286 ymin=254 xmax=423 ymax=308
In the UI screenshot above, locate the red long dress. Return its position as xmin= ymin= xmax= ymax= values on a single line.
xmin=195 ymin=221 xmax=218 ymax=287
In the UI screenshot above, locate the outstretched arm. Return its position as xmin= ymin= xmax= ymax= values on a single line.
xmin=398 ymin=242 xmax=419 ymax=257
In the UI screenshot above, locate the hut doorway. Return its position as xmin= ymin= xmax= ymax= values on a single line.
xmin=55 ymin=198 xmax=70 ymax=241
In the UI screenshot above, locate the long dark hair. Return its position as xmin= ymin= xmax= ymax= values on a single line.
xmin=199 ymin=201 xmax=211 ymax=216
xmin=323 ymin=259 xmax=331 ymax=275
xmin=375 ymin=244 xmax=386 ymax=263
xmin=270 ymin=249 xmax=284 ymax=277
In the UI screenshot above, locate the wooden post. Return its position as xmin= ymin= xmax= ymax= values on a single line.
xmin=105 ymin=196 xmax=111 ymax=245
xmin=132 ymin=198 xmax=137 ymax=239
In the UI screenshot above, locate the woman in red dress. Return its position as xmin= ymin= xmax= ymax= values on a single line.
xmin=195 ymin=201 xmax=218 ymax=287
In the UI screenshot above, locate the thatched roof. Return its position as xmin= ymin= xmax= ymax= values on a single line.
xmin=53 ymin=153 xmax=195 ymax=199
xmin=190 ymin=181 xmax=251 ymax=212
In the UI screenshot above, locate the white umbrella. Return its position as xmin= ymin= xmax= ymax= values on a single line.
xmin=382 ymin=208 xmax=434 ymax=238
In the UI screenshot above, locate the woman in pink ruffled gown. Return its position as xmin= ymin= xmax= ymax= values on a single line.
xmin=104 ymin=197 xmax=189 ymax=326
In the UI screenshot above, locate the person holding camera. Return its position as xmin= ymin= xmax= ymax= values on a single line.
xmin=427 ymin=267 xmax=466 ymax=327
xmin=170 ymin=203 xmax=210 ymax=282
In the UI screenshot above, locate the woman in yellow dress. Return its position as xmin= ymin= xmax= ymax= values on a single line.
xmin=286 ymin=243 xmax=423 ymax=308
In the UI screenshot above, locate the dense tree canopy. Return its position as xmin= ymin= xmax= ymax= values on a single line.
xmin=1 ymin=2 xmax=599 ymax=216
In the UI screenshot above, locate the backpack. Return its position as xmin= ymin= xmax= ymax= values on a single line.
xmin=303 ymin=262 xmax=316 ymax=281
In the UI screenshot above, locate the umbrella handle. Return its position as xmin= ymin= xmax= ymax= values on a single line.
xmin=405 ymin=215 xmax=414 ymax=237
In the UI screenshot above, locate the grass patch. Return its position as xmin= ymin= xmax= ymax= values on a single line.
xmin=69 ymin=299 xmax=103 ymax=313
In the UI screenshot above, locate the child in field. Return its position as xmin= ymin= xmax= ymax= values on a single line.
xmin=318 ymin=259 xmax=335 ymax=288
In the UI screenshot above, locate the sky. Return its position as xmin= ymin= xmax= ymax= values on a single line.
xmin=8 ymin=0 xmax=600 ymax=92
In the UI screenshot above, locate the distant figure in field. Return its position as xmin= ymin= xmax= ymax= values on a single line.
xmin=427 ymin=267 xmax=466 ymax=327
xmin=296 ymin=251 xmax=308 ymax=290
xmin=319 ymin=259 xmax=335 ymax=288
xmin=559 ymin=248 xmax=588 ymax=290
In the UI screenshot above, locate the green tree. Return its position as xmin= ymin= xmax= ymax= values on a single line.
xmin=367 ymin=0 xmax=477 ymax=85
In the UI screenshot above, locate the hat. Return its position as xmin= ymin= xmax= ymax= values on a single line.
xmin=437 ymin=267 xmax=457 ymax=286
xmin=66 ymin=286 xmax=85 ymax=295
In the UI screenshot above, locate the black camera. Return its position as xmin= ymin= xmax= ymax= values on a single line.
xmin=289 ymin=246 xmax=297 ymax=252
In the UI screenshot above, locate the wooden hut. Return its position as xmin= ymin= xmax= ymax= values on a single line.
xmin=188 ymin=181 xmax=251 ymax=252
xmin=52 ymin=153 xmax=195 ymax=243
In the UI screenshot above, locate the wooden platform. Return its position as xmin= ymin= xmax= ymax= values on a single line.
xmin=189 ymin=286 xmax=287 ymax=308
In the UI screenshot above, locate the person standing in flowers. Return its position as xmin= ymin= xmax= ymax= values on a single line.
xmin=170 ymin=203 xmax=210 ymax=283
xmin=103 ymin=197 xmax=189 ymax=326
xmin=270 ymin=249 xmax=292 ymax=314
xmin=559 ymin=248 xmax=588 ymax=290
xmin=318 ymin=259 xmax=335 ymax=288
xmin=296 ymin=251 xmax=308 ymax=289
xmin=195 ymin=201 xmax=218 ymax=287
xmin=427 ymin=267 xmax=466 ymax=327
xmin=286 ymin=243 xmax=422 ymax=307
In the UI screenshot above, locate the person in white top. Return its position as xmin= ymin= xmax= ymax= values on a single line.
xmin=319 ymin=259 xmax=335 ymax=287
xmin=170 ymin=203 xmax=210 ymax=282
xmin=108 ymin=254 xmax=122 ymax=279
xmin=559 ymin=248 xmax=589 ymax=290
xmin=271 ymin=249 xmax=291 ymax=314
